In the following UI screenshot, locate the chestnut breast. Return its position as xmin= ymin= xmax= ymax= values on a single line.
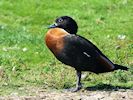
xmin=45 ymin=28 xmax=69 ymax=55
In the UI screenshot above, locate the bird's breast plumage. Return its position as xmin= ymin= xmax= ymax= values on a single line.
xmin=45 ymin=28 xmax=68 ymax=55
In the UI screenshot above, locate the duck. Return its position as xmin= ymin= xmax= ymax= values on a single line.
xmin=45 ymin=16 xmax=128 ymax=92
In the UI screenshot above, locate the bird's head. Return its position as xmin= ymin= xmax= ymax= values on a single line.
xmin=48 ymin=16 xmax=78 ymax=34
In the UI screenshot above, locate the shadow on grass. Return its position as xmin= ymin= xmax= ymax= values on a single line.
xmin=85 ymin=83 xmax=132 ymax=91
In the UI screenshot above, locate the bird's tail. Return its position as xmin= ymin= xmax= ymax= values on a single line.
xmin=114 ymin=64 xmax=128 ymax=71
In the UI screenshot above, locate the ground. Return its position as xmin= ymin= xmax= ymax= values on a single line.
xmin=0 ymin=88 xmax=133 ymax=100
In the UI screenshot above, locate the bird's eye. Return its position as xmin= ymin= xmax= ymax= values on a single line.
xmin=58 ymin=18 xmax=63 ymax=22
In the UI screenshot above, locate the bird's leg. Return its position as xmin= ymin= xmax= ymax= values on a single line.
xmin=75 ymin=70 xmax=82 ymax=91
xmin=64 ymin=70 xmax=82 ymax=92
xmin=69 ymin=70 xmax=82 ymax=92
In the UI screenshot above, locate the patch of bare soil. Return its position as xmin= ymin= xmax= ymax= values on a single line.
xmin=0 ymin=88 xmax=133 ymax=100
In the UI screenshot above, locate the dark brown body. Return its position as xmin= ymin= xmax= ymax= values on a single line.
xmin=45 ymin=28 xmax=118 ymax=73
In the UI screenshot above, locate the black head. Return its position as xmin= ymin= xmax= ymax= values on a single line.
xmin=48 ymin=16 xmax=78 ymax=34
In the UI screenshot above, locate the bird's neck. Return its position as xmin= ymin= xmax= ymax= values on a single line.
xmin=46 ymin=28 xmax=69 ymax=37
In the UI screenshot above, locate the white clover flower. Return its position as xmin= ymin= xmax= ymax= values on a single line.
xmin=117 ymin=34 xmax=126 ymax=40
xmin=1 ymin=25 xmax=5 ymax=29
xmin=22 ymin=47 xmax=28 ymax=52
xmin=2 ymin=47 xmax=8 ymax=52
xmin=107 ymin=35 xmax=110 ymax=38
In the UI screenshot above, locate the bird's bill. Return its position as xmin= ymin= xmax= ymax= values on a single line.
xmin=48 ymin=23 xmax=58 ymax=29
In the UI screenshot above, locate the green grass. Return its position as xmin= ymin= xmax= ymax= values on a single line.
xmin=0 ymin=0 xmax=133 ymax=95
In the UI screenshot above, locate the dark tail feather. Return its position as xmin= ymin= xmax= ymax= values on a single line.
xmin=114 ymin=64 xmax=128 ymax=70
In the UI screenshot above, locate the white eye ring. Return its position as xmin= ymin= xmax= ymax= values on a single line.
xmin=58 ymin=18 xmax=63 ymax=22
